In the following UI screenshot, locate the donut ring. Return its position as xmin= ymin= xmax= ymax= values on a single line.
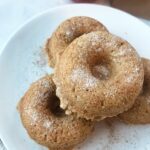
xmin=18 ymin=75 xmax=94 ymax=150
xmin=45 ymin=16 xmax=108 ymax=67
xmin=119 ymin=58 xmax=150 ymax=124
xmin=53 ymin=31 xmax=144 ymax=121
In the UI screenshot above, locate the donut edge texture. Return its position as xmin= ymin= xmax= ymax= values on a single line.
xmin=119 ymin=58 xmax=150 ymax=124
xmin=53 ymin=31 xmax=144 ymax=121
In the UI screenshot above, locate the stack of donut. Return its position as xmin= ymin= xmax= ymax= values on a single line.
xmin=18 ymin=16 xmax=150 ymax=150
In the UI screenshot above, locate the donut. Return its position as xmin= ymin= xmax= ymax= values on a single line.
xmin=53 ymin=31 xmax=144 ymax=121
xmin=119 ymin=58 xmax=150 ymax=124
xmin=45 ymin=16 xmax=108 ymax=67
xmin=18 ymin=75 xmax=94 ymax=150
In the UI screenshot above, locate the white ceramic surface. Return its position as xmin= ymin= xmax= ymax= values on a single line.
xmin=0 ymin=4 xmax=150 ymax=150
xmin=0 ymin=0 xmax=110 ymax=54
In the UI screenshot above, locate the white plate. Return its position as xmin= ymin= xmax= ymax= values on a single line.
xmin=0 ymin=4 xmax=150 ymax=150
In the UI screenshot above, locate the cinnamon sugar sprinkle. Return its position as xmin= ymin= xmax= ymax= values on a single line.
xmin=71 ymin=68 xmax=98 ymax=88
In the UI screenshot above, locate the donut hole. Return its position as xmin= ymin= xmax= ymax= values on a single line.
xmin=87 ymin=52 xmax=112 ymax=80
xmin=92 ymin=64 xmax=110 ymax=80
xmin=91 ymin=57 xmax=111 ymax=80
xmin=49 ymin=95 xmax=65 ymax=117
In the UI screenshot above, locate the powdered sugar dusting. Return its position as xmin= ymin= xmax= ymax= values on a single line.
xmin=106 ymin=35 xmax=119 ymax=47
xmin=71 ymin=68 xmax=98 ymax=88
xmin=38 ymin=78 xmax=51 ymax=89
xmin=43 ymin=120 xmax=52 ymax=128
xmin=117 ymin=46 xmax=133 ymax=57
xmin=32 ymin=88 xmax=50 ymax=105
xmin=133 ymin=67 xmax=140 ymax=74
xmin=115 ymin=48 xmax=126 ymax=56
xmin=85 ymin=77 xmax=97 ymax=87
xmin=25 ymin=109 xmax=40 ymax=125
xmin=88 ymin=32 xmax=102 ymax=46
xmin=125 ymin=66 xmax=140 ymax=84
xmin=105 ymin=86 xmax=118 ymax=98
xmin=65 ymin=30 xmax=74 ymax=39
xmin=126 ymin=75 xmax=134 ymax=83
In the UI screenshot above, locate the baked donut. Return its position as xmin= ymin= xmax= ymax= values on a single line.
xmin=45 ymin=16 xmax=108 ymax=67
xmin=119 ymin=58 xmax=150 ymax=124
xmin=53 ymin=31 xmax=144 ymax=121
xmin=18 ymin=75 xmax=94 ymax=150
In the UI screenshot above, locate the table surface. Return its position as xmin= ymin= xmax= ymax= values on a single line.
xmin=0 ymin=0 xmax=150 ymax=150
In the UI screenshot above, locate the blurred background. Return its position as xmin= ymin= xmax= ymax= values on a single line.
xmin=0 ymin=0 xmax=150 ymax=149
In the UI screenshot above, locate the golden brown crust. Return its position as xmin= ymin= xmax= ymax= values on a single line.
xmin=45 ymin=16 xmax=108 ymax=67
xmin=18 ymin=75 xmax=94 ymax=149
xmin=119 ymin=58 xmax=150 ymax=124
xmin=53 ymin=31 xmax=144 ymax=121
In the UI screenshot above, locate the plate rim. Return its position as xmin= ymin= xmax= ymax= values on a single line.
xmin=1 ymin=3 xmax=150 ymax=57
